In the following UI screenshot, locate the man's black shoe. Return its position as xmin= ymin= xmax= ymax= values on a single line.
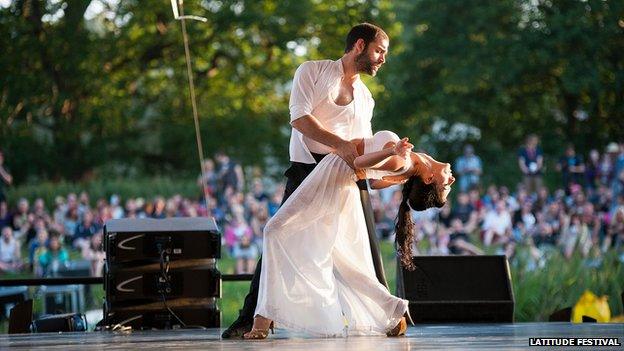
xmin=221 ymin=316 xmax=253 ymax=339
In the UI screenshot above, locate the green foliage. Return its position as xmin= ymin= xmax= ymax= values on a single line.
xmin=512 ymin=248 xmax=624 ymax=321
xmin=376 ymin=0 xmax=624 ymax=186
xmin=0 ymin=0 xmax=396 ymax=182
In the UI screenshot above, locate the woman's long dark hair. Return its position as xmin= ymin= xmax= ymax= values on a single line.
xmin=395 ymin=176 xmax=446 ymax=270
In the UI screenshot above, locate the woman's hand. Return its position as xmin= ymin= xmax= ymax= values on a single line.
xmin=393 ymin=138 xmax=413 ymax=158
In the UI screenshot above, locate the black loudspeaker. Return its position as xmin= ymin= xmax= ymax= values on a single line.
xmin=31 ymin=313 xmax=87 ymax=332
xmin=106 ymin=266 xmax=220 ymax=303
xmin=105 ymin=218 xmax=221 ymax=265
xmin=401 ymin=255 xmax=514 ymax=323
xmin=8 ymin=299 xmax=33 ymax=334
xmin=103 ymin=217 xmax=222 ymax=330
xmin=105 ymin=305 xmax=220 ymax=330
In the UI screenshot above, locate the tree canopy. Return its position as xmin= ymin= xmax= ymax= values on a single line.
xmin=1 ymin=0 xmax=622 ymax=186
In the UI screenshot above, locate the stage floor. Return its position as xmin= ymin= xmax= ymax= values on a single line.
xmin=1 ymin=323 xmax=622 ymax=350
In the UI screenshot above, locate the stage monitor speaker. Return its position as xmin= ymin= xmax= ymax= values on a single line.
xmin=30 ymin=313 xmax=87 ymax=333
xmin=105 ymin=217 xmax=220 ymax=265
xmin=8 ymin=299 xmax=33 ymax=334
xmin=401 ymin=255 xmax=514 ymax=323
xmin=104 ymin=305 xmax=220 ymax=329
xmin=106 ymin=266 xmax=221 ymax=304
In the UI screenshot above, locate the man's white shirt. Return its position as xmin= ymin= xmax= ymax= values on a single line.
xmin=288 ymin=58 xmax=374 ymax=164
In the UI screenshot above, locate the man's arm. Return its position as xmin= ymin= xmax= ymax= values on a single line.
xmin=369 ymin=179 xmax=404 ymax=189
xmin=0 ymin=166 xmax=12 ymax=185
xmin=291 ymin=115 xmax=359 ymax=168
xmin=353 ymin=138 xmax=411 ymax=170
xmin=518 ymin=157 xmax=528 ymax=174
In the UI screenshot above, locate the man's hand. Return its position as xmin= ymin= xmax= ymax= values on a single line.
xmin=335 ymin=139 xmax=359 ymax=169
xmin=355 ymin=168 xmax=367 ymax=180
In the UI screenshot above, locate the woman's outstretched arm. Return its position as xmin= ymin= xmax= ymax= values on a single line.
xmin=353 ymin=138 xmax=412 ymax=170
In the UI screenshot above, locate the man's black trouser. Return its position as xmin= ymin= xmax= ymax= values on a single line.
xmin=236 ymin=153 xmax=387 ymax=321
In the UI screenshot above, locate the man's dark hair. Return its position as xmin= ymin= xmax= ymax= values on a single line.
xmin=344 ymin=23 xmax=388 ymax=53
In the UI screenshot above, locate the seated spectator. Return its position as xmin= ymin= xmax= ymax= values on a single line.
xmin=468 ymin=187 xmax=485 ymax=220
xmin=37 ymin=233 xmax=69 ymax=277
xmin=95 ymin=198 xmax=113 ymax=225
xmin=12 ymin=198 xmax=31 ymax=237
xmin=598 ymin=152 xmax=614 ymax=186
xmin=23 ymin=217 xmax=47 ymax=245
xmin=559 ymin=214 xmax=591 ymax=259
xmin=482 ymin=185 xmax=501 ymax=211
xmin=73 ymin=211 xmax=101 ymax=250
xmin=437 ymin=203 xmax=453 ymax=233
xmin=448 ymin=218 xmax=483 ymax=255
xmin=499 ymin=186 xmax=520 ymax=213
xmin=580 ymin=203 xmax=602 ymax=248
xmin=124 ymin=198 xmax=138 ymax=219
xmin=28 ymin=228 xmax=49 ymax=273
xmin=267 ymin=184 xmax=284 ymax=217
xmin=232 ymin=234 xmax=258 ymax=274
xmin=250 ymin=203 xmax=269 ymax=250
xmin=604 ymin=206 xmax=624 ymax=251
xmin=78 ymin=191 xmax=91 ymax=219
xmin=533 ymin=186 xmax=551 ymax=213
xmin=513 ymin=201 xmax=536 ymax=236
xmin=482 ymin=200 xmax=512 ymax=246
xmin=151 ymin=196 xmax=166 ymax=219
xmin=543 ymin=201 xmax=565 ymax=239
xmin=110 ymin=194 xmax=124 ymax=219
xmin=251 ymin=178 xmax=269 ymax=203
xmin=532 ymin=213 xmax=557 ymax=249
xmin=376 ymin=190 xmax=400 ymax=240
xmin=63 ymin=207 xmax=80 ymax=241
xmin=431 ymin=224 xmax=450 ymax=255
xmin=81 ymin=231 xmax=105 ymax=277
xmin=223 ymin=210 xmax=253 ymax=255
xmin=52 ymin=196 xmax=66 ymax=226
xmin=450 ymin=192 xmax=477 ymax=231
xmin=0 ymin=226 xmax=22 ymax=272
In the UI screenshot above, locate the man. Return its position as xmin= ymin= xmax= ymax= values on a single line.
xmin=454 ymin=144 xmax=482 ymax=193
xmin=518 ymin=134 xmax=544 ymax=195
xmin=0 ymin=226 xmax=22 ymax=273
xmin=222 ymin=23 xmax=390 ymax=338
xmin=0 ymin=150 xmax=13 ymax=205
xmin=556 ymin=144 xmax=585 ymax=193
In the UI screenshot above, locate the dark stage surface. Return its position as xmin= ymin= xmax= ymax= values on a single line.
xmin=1 ymin=323 xmax=622 ymax=350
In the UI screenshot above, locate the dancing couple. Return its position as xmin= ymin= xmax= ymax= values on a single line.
xmin=221 ymin=23 xmax=455 ymax=339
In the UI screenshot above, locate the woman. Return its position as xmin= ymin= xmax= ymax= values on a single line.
xmin=246 ymin=130 xmax=455 ymax=339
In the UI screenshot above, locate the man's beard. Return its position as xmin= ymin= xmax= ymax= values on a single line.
xmin=355 ymin=51 xmax=376 ymax=76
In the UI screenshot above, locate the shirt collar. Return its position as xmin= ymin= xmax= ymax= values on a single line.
xmin=335 ymin=57 xmax=360 ymax=84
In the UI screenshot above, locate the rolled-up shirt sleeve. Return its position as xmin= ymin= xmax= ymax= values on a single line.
xmin=289 ymin=61 xmax=316 ymax=123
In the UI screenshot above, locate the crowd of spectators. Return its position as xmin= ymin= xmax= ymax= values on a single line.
xmin=0 ymin=139 xmax=623 ymax=277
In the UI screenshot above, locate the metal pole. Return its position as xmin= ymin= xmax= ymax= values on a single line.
xmin=356 ymin=179 xmax=389 ymax=289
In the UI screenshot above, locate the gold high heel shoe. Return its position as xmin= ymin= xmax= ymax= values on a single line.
xmin=386 ymin=317 xmax=407 ymax=337
xmin=243 ymin=320 xmax=274 ymax=340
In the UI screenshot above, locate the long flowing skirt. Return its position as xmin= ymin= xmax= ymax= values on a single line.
xmin=254 ymin=154 xmax=408 ymax=337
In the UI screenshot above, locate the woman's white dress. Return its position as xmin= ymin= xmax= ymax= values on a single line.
xmin=254 ymin=130 xmax=409 ymax=337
